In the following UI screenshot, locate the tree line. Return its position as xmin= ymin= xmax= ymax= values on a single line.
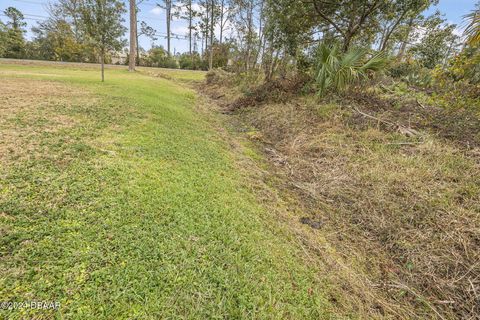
xmin=1 ymin=0 xmax=479 ymax=82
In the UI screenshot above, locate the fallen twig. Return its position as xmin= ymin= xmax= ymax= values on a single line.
xmin=351 ymin=106 xmax=420 ymax=137
xmin=352 ymin=106 xmax=396 ymax=126
xmin=416 ymin=99 xmax=427 ymax=110
xmin=380 ymin=84 xmax=395 ymax=93
xmin=388 ymin=282 xmax=447 ymax=320
xmin=385 ymin=142 xmax=423 ymax=145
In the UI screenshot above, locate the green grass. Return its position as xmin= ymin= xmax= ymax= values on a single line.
xmin=0 ymin=62 xmax=334 ymax=319
xmin=138 ymin=67 xmax=207 ymax=82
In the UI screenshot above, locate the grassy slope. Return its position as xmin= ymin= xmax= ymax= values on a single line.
xmin=0 ymin=63 xmax=333 ymax=319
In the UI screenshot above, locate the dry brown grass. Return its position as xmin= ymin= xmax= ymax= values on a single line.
xmin=0 ymin=78 xmax=92 ymax=164
xmin=251 ymin=101 xmax=480 ymax=318
xmin=203 ymin=75 xmax=480 ymax=319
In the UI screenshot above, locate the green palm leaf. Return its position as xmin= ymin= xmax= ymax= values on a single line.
xmin=464 ymin=9 xmax=480 ymax=46
xmin=315 ymin=43 xmax=388 ymax=96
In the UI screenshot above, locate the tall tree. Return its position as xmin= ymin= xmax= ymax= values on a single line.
xmin=198 ymin=0 xmax=208 ymax=58
xmin=232 ymin=0 xmax=257 ymax=70
xmin=35 ymin=0 xmax=98 ymax=62
xmin=132 ymin=1 xmax=156 ymax=65
xmin=178 ymin=0 xmax=196 ymax=56
xmin=137 ymin=21 xmax=157 ymax=64
xmin=209 ymin=0 xmax=215 ymax=69
xmin=3 ymin=7 xmax=27 ymax=58
xmin=157 ymin=0 xmax=174 ymax=56
xmin=0 ymin=21 xmax=7 ymax=57
xmin=310 ymin=0 xmax=386 ymax=51
xmin=80 ymin=0 xmax=126 ymax=81
xmin=377 ymin=0 xmax=435 ymax=52
xmin=129 ymin=0 xmax=137 ymax=71
xmin=218 ymin=0 xmax=234 ymax=44
xmin=4 ymin=7 xmax=26 ymax=30
xmin=253 ymin=0 xmax=264 ymax=68
xmin=410 ymin=11 xmax=460 ymax=68
xmin=31 ymin=18 xmax=90 ymax=61
xmin=48 ymin=0 xmax=84 ymax=40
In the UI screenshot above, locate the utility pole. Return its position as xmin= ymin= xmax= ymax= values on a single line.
xmin=129 ymin=0 xmax=137 ymax=71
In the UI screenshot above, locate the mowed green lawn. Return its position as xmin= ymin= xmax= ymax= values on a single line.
xmin=0 ymin=62 xmax=333 ymax=319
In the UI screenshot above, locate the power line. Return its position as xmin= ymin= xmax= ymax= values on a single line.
xmin=137 ymin=2 xmax=160 ymax=9
xmin=138 ymin=15 xmax=165 ymax=22
xmin=13 ymin=0 xmax=47 ymax=5
xmin=9 ymin=0 xmax=165 ymax=21
xmin=0 ymin=13 xmax=47 ymax=22
xmin=24 ymin=13 xmax=49 ymax=19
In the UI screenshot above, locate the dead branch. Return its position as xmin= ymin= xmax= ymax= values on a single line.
xmin=351 ymin=106 xmax=419 ymax=137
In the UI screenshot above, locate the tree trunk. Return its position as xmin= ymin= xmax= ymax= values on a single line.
xmin=219 ymin=0 xmax=224 ymax=44
xmin=204 ymin=0 xmax=209 ymax=61
xmin=166 ymin=1 xmax=171 ymax=56
xmin=129 ymin=0 xmax=136 ymax=71
xmin=397 ymin=17 xmax=414 ymax=60
xmin=136 ymin=31 xmax=140 ymax=66
xmin=188 ymin=0 xmax=192 ymax=55
xmin=135 ymin=21 xmax=140 ymax=66
xmin=209 ymin=0 xmax=214 ymax=70
xmin=269 ymin=49 xmax=280 ymax=80
xmin=397 ymin=40 xmax=408 ymax=60
xmin=442 ymin=38 xmax=455 ymax=66
xmin=189 ymin=1 xmax=193 ymax=68
xmin=100 ymin=50 xmax=105 ymax=82
xmin=342 ymin=32 xmax=353 ymax=52
xmin=378 ymin=25 xmax=387 ymax=51
xmin=245 ymin=0 xmax=254 ymax=70
xmin=253 ymin=0 xmax=264 ymax=69
xmin=380 ymin=11 xmax=408 ymax=52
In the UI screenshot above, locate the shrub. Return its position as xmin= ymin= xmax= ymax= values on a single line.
xmin=314 ymin=43 xmax=388 ymax=96
xmin=205 ymin=68 xmax=233 ymax=85
xmin=404 ymin=69 xmax=433 ymax=88
xmin=144 ymin=46 xmax=178 ymax=69
xmin=178 ymin=52 xmax=204 ymax=70
xmin=387 ymin=59 xmax=421 ymax=78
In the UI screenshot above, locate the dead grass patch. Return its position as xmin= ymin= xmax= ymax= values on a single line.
xmin=345 ymin=91 xmax=480 ymax=149
xmin=0 ymin=78 xmax=93 ymax=164
xmin=247 ymin=100 xmax=480 ymax=318
xmin=203 ymin=79 xmax=480 ymax=318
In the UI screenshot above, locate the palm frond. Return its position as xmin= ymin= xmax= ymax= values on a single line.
xmin=360 ymin=51 xmax=388 ymax=72
xmin=314 ymin=43 xmax=388 ymax=96
xmin=463 ymin=9 xmax=480 ymax=45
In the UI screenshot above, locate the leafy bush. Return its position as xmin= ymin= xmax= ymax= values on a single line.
xmin=440 ymin=45 xmax=480 ymax=84
xmin=314 ymin=43 xmax=387 ymax=96
xmin=178 ymin=52 xmax=205 ymax=70
xmin=203 ymin=43 xmax=230 ymax=69
xmin=205 ymin=68 xmax=234 ymax=85
xmin=144 ymin=46 xmax=177 ymax=69
xmin=425 ymin=45 xmax=480 ymax=110
xmin=387 ymin=59 xmax=421 ymax=78
xmin=405 ymin=70 xmax=433 ymax=87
